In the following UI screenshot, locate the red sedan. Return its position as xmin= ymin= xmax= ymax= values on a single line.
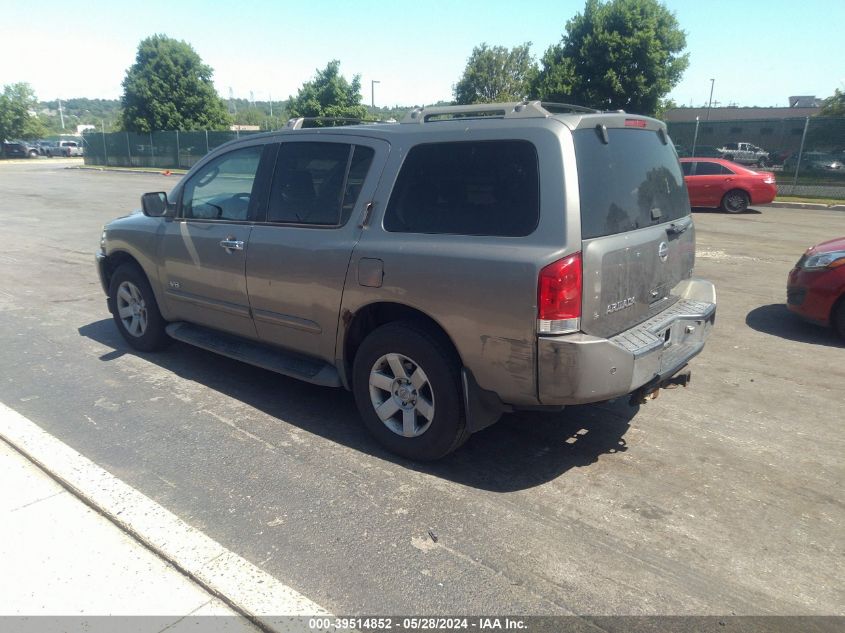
xmin=680 ymin=158 xmax=777 ymax=213
xmin=787 ymin=236 xmax=845 ymax=339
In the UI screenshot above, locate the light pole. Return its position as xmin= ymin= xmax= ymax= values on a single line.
xmin=371 ymin=80 xmax=380 ymax=109
xmin=705 ymin=78 xmax=715 ymax=121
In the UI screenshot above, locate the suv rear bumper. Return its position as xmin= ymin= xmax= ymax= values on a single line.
xmin=537 ymin=279 xmax=716 ymax=405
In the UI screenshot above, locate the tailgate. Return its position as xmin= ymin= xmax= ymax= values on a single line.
xmin=572 ymin=123 xmax=695 ymax=338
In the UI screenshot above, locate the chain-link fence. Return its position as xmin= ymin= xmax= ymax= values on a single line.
xmin=82 ymin=130 xmax=264 ymax=170
xmin=84 ymin=117 xmax=845 ymax=199
xmin=667 ymin=116 xmax=845 ymax=199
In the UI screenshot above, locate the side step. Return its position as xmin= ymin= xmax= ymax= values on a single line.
xmin=165 ymin=322 xmax=341 ymax=388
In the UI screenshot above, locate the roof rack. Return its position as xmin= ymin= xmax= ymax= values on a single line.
xmin=401 ymin=100 xmax=601 ymax=124
xmin=285 ymin=117 xmax=367 ymax=130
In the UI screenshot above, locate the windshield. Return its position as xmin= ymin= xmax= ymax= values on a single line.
xmin=573 ymin=127 xmax=690 ymax=239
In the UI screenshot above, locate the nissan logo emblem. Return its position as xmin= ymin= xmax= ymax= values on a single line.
xmin=658 ymin=241 xmax=669 ymax=262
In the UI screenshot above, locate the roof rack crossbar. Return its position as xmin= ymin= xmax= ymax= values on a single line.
xmin=401 ymin=100 xmax=601 ymax=124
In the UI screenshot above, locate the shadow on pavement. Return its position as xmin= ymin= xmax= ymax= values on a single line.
xmin=78 ymin=319 xmax=635 ymax=492
xmin=746 ymin=303 xmax=843 ymax=348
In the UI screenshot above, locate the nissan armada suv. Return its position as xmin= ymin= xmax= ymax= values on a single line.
xmin=96 ymin=101 xmax=716 ymax=460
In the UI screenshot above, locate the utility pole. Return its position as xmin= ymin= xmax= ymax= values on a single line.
xmin=371 ymin=80 xmax=380 ymax=109
xmin=705 ymin=78 xmax=715 ymax=121
xmin=269 ymin=93 xmax=273 ymax=118
xmin=57 ymin=99 xmax=65 ymax=130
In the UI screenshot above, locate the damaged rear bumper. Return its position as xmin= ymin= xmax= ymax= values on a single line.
xmin=538 ymin=279 xmax=716 ymax=405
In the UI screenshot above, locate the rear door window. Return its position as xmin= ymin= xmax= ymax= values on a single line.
xmin=694 ymin=161 xmax=726 ymax=175
xmin=267 ymin=142 xmax=373 ymax=226
xmin=383 ymin=140 xmax=539 ymax=237
xmin=573 ymin=128 xmax=689 ymax=239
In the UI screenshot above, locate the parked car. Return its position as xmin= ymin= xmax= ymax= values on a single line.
xmin=673 ymin=144 xmax=690 ymax=157
xmin=47 ymin=140 xmax=83 ymax=157
xmin=96 ymin=101 xmax=716 ymax=460
xmin=35 ymin=140 xmax=55 ymax=156
xmin=2 ymin=140 xmax=40 ymax=158
xmin=680 ymin=158 xmax=777 ymax=212
xmin=783 ymin=152 xmax=844 ymax=173
xmin=689 ymin=145 xmax=723 ymax=158
xmin=787 ymin=237 xmax=845 ymax=339
xmin=718 ymin=142 xmax=770 ymax=166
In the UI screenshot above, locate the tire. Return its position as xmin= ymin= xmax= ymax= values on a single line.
xmin=721 ymin=189 xmax=750 ymax=213
xmin=833 ymin=298 xmax=845 ymax=341
xmin=28 ymin=149 xmax=38 ymax=158
xmin=107 ymin=263 xmax=170 ymax=352
xmin=352 ymin=321 xmax=469 ymax=461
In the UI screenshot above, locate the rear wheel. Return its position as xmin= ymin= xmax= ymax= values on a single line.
xmin=352 ymin=321 xmax=468 ymax=461
xmin=108 ymin=263 xmax=170 ymax=352
xmin=28 ymin=149 xmax=38 ymax=158
xmin=721 ymin=189 xmax=749 ymax=213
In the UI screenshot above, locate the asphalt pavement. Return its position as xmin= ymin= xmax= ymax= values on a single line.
xmin=0 ymin=160 xmax=842 ymax=617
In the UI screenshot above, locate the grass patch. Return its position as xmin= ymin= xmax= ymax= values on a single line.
xmin=776 ymin=195 xmax=845 ymax=206
xmin=78 ymin=165 xmax=188 ymax=175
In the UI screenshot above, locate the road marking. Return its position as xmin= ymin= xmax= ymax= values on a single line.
xmin=0 ymin=401 xmax=329 ymax=629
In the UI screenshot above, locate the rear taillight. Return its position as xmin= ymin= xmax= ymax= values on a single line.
xmin=538 ymin=253 xmax=582 ymax=335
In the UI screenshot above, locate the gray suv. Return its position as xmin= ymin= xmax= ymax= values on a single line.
xmin=96 ymin=102 xmax=716 ymax=460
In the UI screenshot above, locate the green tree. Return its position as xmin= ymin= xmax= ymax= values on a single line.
xmin=453 ymin=43 xmax=537 ymax=104
xmin=120 ymin=34 xmax=231 ymax=132
xmin=287 ymin=60 xmax=368 ymax=122
xmin=0 ymin=83 xmax=46 ymax=144
xmin=653 ymin=97 xmax=678 ymax=120
xmin=532 ymin=0 xmax=689 ymax=116
xmin=820 ymin=89 xmax=845 ymax=116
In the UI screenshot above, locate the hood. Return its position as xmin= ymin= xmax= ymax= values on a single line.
xmin=807 ymin=236 xmax=845 ymax=254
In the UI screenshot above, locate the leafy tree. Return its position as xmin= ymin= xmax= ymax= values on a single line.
xmin=454 ymin=43 xmax=537 ymax=104
xmin=820 ymin=89 xmax=845 ymax=117
xmin=287 ymin=60 xmax=368 ymax=122
xmin=653 ymin=97 xmax=677 ymax=120
xmin=532 ymin=0 xmax=689 ymax=116
xmin=120 ymin=34 xmax=231 ymax=132
xmin=0 ymin=83 xmax=46 ymax=143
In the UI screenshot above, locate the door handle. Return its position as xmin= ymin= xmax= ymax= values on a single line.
xmin=219 ymin=238 xmax=244 ymax=251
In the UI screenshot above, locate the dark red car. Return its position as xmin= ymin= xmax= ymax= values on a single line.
xmin=787 ymin=236 xmax=845 ymax=339
xmin=680 ymin=158 xmax=777 ymax=213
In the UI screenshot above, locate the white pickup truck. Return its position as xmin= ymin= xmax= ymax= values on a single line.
xmin=718 ymin=142 xmax=769 ymax=166
xmin=47 ymin=140 xmax=84 ymax=157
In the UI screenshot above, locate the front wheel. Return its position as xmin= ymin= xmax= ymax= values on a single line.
xmin=352 ymin=321 xmax=468 ymax=461
xmin=108 ymin=263 xmax=170 ymax=352
xmin=721 ymin=189 xmax=750 ymax=213
xmin=28 ymin=149 xmax=38 ymax=158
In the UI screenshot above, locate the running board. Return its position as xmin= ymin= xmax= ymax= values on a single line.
xmin=165 ymin=322 xmax=341 ymax=388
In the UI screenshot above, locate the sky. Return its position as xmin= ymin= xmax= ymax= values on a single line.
xmin=1 ymin=0 xmax=843 ymax=109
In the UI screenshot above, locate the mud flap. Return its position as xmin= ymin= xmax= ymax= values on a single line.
xmin=461 ymin=368 xmax=505 ymax=433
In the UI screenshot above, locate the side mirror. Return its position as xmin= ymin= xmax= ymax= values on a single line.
xmin=141 ymin=192 xmax=170 ymax=217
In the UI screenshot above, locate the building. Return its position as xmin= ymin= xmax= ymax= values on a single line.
xmin=664 ymin=96 xmax=830 ymax=155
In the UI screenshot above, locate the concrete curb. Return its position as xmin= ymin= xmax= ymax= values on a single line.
xmin=0 ymin=402 xmax=330 ymax=630
xmin=768 ymin=201 xmax=845 ymax=210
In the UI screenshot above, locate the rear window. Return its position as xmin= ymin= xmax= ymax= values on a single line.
xmin=383 ymin=140 xmax=539 ymax=237
xmin=573 ymin=128 xmax=689 ymax=239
